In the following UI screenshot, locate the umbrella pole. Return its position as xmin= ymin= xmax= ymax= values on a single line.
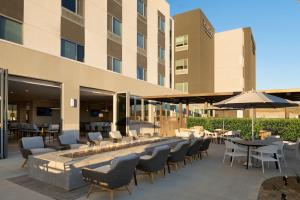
xmin=251 ymin=108 xmax=254 ymax=141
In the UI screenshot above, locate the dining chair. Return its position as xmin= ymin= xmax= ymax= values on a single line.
xmin=223 ymin=140 xmax=247 ymax=167
xmin=272 ymin=140 xmax=287 ymax=167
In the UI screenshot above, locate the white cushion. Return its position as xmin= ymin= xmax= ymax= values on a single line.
xmin=22 ymin=137 xmax=44 ymax=149
xmin=109 ymin=131 xmax=122 ymax=140
xmin=69 ymin=144 xmax=87 ymax=149
xmin=94 ymin=165 xmax=111 ymax=173
xmin=88 ymin=132 xmax=103 ymax=141
xmin=128 ymin=130 xmax=138 ymax=138
xmin=140 ymin=155 xmax=152 ymax=160
xmin=30 ymin=148 xmax=55 ymax=155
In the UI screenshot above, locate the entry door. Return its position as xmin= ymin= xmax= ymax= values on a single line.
xmin=115 ymin=92 xmax=129 ymax=136
xmin=0 ymin=69 xmax=8 ymax=159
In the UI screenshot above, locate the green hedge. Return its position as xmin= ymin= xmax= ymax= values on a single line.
xmin=187 ymin=117 xmax=300 ymax=141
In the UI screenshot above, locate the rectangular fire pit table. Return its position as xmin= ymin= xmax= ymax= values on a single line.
xmin=28 ymin=137 xmax=182 ymax=190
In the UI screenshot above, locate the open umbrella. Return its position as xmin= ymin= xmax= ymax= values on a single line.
xmin=214 ymin=90 xmax=298 ymax=140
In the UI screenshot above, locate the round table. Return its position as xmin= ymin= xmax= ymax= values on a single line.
xmin=231 ymin=139 xmax=274 ymax=169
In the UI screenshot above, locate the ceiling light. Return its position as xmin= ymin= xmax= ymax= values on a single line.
xmin=25 ymin=89 xmax=29 ymax=93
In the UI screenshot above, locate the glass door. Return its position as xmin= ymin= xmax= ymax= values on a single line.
xmin=0 ymin=69 xmax=8 ymax=159
xmin=115 ymin=92 xmax=129 ymax=136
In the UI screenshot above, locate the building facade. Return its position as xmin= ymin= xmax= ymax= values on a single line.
xmin=173 ymin=9 xmax=215 ymax=94
xmin=0 ymin=0 xmax=179 ymax=158
xmin=215 ymin=28 xmax=256 ymax=92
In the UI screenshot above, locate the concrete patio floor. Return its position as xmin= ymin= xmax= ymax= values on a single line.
xmin=0 ymin=142 xmax=299 ymax=200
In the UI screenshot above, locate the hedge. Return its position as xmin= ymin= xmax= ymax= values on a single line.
xmin=187 ymin=117 xmax=300 ymax=141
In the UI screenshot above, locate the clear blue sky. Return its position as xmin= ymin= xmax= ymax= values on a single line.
xmin=168 ymin=0 xmax=300 ymax=90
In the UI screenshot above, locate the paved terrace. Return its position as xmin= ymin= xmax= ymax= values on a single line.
xmin=0 ymin=142 xmax=299 ymax=200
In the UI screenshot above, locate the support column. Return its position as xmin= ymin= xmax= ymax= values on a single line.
xmin=179 ymin=103 xmax=183 ymax=128
xmin=61 ymin=83 xmax=80 ymax=135
xmin=160 ymin=102 xmax=163 ymax=136
xmin=141 ymin=99 xmax=145 ymax=121
xmin=112 ymin=94 xmax=117 ymax=131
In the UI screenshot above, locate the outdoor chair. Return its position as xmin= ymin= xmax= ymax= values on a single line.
xmin=167 ymin=141 xmax=190 ymax=173
xmin=128 ymin=130 xmax=138 ymax=139
xmin=45 ymin=124 xmax=60 ymax=142
xmin=19 ymin=136 xmax=56 ymax=167
xmin=136 ymin=145 xmax=170 ymax=183
xmin=272 ymin=140 xmax=287 ymax=167
xmin=185 ymin=139 xmax=202 ymax=163
xmin=58 ymin=132 xmax=87 ymax=149
xmin=109 ymin=131 xmax=123 ymax=141
xmin=87 ymin=132 xmax=103 ymax=145
xmin=250 ymin=145 xmax=281 ymax=173
xmin=82 ymin=153 xmax=139 ymax=200
xmin=198 ymin=138 xmax=212 ymax=159
xmin=222 ymin=140 xmax=247 ymax=167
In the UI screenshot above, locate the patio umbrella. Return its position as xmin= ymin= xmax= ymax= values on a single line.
xmin=214 ymin=90 xmax=298 ymax=140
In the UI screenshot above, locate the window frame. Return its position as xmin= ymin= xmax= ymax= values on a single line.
xmin=175 ymin=35 xmax=189 ymax=51
xmin=175 ymin=82 xmax=189 ymax=93
xmin=112 ymin=16 xmax=122 ymax=37
xmin=137 ymin=32 xmax=145 ymax=49
xmin=0 ymin=15 xmax=23 ymax=44
xmin=137 ymin=66 xmax=146 ymax=81
xmin=62 ymin=0 xmax=78 ymax=13
xmin=137 ymin=0 xmax=145 ymax=17
xmin=112 ymin=57 xmax=122 ymax=73
xmin=159 ymin=46 xmax=165 ymax=61
xmin=158 ymin=74 xmax=165 ymax=86
xmin=159 ymin=16 xmax=165 ymax=33
xmin=175 ymin=59 xmax=188 ymax=75
xmin=61 ymin=39 xmax=84 ymax=62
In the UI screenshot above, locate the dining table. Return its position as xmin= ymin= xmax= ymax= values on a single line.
xmin=230 ymin=139 xmax=276 ymax=169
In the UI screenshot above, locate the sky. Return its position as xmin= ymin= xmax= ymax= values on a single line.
xmin=168 ymin=0 xmax=300 ymax=90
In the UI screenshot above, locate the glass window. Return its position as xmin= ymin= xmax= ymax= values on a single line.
xmin=137 ymin=0 xmax=145 ymax=16
xmin=62 ymin=0 xmax=76 ymax=13
xmin=175 ymin=59 xmax=188 ymax=74
xmin=159 ymin=16 xmax=165 ymax=32
xmin=8 ymin=104 xmax=17 ymax=121
xmin=61 ymin=39 xmax=84 ymax=62
xmin=137 ymin=66 xmax=146 ymax=80
xmin=175 ymin=35 xmax=188 ymax=48
xmin=175 ymin=82 xmax=188 ymax=92
xmin=112 ymin=17 xmax=121 ymax=37
xmin=112 ymin=57 xmax=121 ymax=73
xmin=158 ymin=74 xmax=165 ymax=86
xmin=159 ymin=46 xmax=165 ymax=60
xmin=0 ymin=16 xmax=22 ymax=44
xmin=137 ymin=32 xmax=144 ymax=49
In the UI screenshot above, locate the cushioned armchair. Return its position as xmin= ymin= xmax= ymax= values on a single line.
xmin=136 ymin=145 xmax=170 ymax=184
xmin=128 ymin=130 xmax=138 ymax=139
xmin=19 ymin=136 xmax=56 ymax=167
xmin=185 ymin=139 xmax=202 ymax=163
xmin=82 ymin=153 xmax=139 ymax=200
xmin=87 ymin=132 xmax=103 ymax=145
xmin=58 ymin=132 xmax=87 ymax=149
xmin=167 ymin=141 xmax=190 ymax=173
xmin=198 ymin=138 xmax=211 ymax=159
xmin=109 ymin=131 xmax=123 ymax=142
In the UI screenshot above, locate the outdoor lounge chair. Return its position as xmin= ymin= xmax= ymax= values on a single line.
xmin=198 ymin=138 xmax=212 ymax=159
xmin=82 ymin=153 xmax=139 ymax=200
xmin=58 ymin=132 xmax=87 ymax=149
xmin=87 ymin=132 xmax=103 ymax=145
xmin=167 ymin=141 xmax=190 ymax=173
xmin=136 ymin=145 xmax=170 ymax=183
xmin=185 ymin=139 xmax=202 ymax=163
xmin=128 ymin=130 xmax=138 ymax=139
xmin=44 ymin=124 xmax=60 ymax=142
xmin=19 ymin=136 xmax=56 ymax=167
xmin=109 ymin=131 xmax=123 ymax=141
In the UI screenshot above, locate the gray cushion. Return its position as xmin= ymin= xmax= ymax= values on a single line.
xmin=110 ymin=153 xmax=137 ymax=169
xmin=173 ymin=141 xmax=190 ymax=152
xmin=88 ymin=132 xmax=103 ymax=141
xmin=30 ymin=148 xmax=55 ymax=155
xmin=94 ymin=165 xmax=111 ymax=173
xmin=59 ymin=133 xmax=79 ymax=145
xmin=69 ymin=144 xmax=87 ymax=149
xmin=152 ymin=145 xmax=170 ymax=156
xmin=22 ymin=137 xmax=44 ymax=149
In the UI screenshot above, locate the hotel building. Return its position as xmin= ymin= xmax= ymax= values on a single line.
xmin=0 ymin=0 xmax=179 ymax=158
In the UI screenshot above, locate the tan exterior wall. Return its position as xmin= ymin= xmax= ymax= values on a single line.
xmin=0 ymin=40 xmax=181 ymax=133
xmin=23 ymin=0 xmax=61 ymax=56
xmin=173 ymin=9 xmax=214 ymax=93
xmin=214 ymin=28 xmax=256 ymax=92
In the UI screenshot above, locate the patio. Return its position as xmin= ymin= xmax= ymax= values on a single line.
xmin=1 ymin=142 xmax=299 ymax=200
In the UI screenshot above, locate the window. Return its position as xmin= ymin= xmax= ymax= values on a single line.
xmin=158 ymin=74 xmax=165 ymax=86
xmin=137 ymin=0 xmax=145 ymax=16
xmin=112 ymin=17 xmax=121 ymax=37
xmin=62 ymin=0 xmax=76 ymax=13
xmin=159 ymin=46 xmax=165 ymax=60
xmin=61 ymin=39 xmax=84 ymax=62
xmin=159 ymin=16 xmax=165 ymax=32
xmin=175 ymin=59 xmax=188 ymax=74
xmin=8 ymin=104 xmax=17 ymax=121
xmin=0 ymin=16 xmax=22 ymax=44
xmin=137 ymin=32 xmax=145 ymax=49
xmin=175 ymin=82 xmax=188 ymax=93
xmin=137 ymin=66 xmax=146 ymax=81
xmin=175 ymin=35 xmax=188 ymax=51
xmin=112 ymin=57 xmax=122 ymax=73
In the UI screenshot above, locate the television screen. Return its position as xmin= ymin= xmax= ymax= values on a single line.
xmin=90 ymin=109 xmax=101 ymax=117
xmin=37 ymin=107 xmax=52 ymax=116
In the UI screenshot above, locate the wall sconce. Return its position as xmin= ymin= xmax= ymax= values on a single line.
xmin=70 ymin=98 xmax=77 ymax=108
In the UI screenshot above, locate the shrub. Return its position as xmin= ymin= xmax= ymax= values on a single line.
xmin=187 ymin=117 xmax=300 ymax=141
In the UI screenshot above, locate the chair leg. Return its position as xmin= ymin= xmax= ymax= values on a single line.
xmin=183 ymin=159 xmax=186 ymax=165
xmin=110 ymin=190 xmax=114 ymax=200
xmin=223 ymin=153 xmax=226 ymax=163
xmin=277 ymin=160 xmax=282 ymax=173
xmin=262 ymin=161 xmax=265 ymax=174
xmin=167 ymin=163 xmax=171 ymax=174
xmin=86 ymin=185 xmax=94 ymax=198
xmin=163 ymin=167 xmax=166 ymax=176
xmin=133 ymin=170 xmax=138 ymax=186
xmin=231 ymin=156 xmax=234 ymax=167
xmin=21 ymin=159 xmax=28 ymax=168
xmin=149 ymin=173 xmax=154 ymax=184
xmin=125 ymin=185 xmax=131 ymax=195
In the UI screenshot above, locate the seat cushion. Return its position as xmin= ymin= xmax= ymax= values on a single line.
xmin=140 ymin=155 xmax=152 ymax=160
xmin=59 ymin=133 xmax=78 ymax=145
xmin=30 ymin=148 xmax=55 ymax=155
xmin=69 ymin=144 xmax=87 ymax=149
xmin=128 ymin=130 xmax=138 ymax=138
xmin=94 ymin=165 xmax=111 ymax=173
xmin=109 ymin=131 xmax=122 ymax=140
xmin=22 ymin=137 xmax=44 ymax=149
xmin=173 ymin=141 xmax=189 ymax=151
xmin=88 ymin=132 xmax=103 ymax=141
xmin=110 ymin=153 xmax=137 ymax=169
